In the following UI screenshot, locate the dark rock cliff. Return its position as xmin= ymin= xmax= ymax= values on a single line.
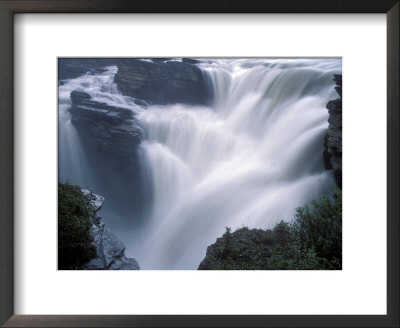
xmin=114 ymin=59 xmax=211 ymax=105
xmin=62 ymin=58 xmax=212 ymax=224
xmin=323 ymin=74 xmax=342 ymax=188
xmin=59 ymin=58 xmax=212 ymax=106
xmin=69 ymin=90 xmax=142 ymax=160
xmin=79 ymin=188 xmax=140 ymax=270
xmin=68 ymin=90 xmax=149 ymax=226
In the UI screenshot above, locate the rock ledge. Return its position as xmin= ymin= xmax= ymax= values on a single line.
xmin=80 ymin=189 xmax=140 ymax=270
xmin=323 ymin=74 xmax=342 ymax=189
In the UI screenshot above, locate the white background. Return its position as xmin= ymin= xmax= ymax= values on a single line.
xmin=14 ymin=14 xmax=387 ymax=315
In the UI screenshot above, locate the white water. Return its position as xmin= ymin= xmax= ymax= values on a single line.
xmin=58 ymin=58 xmax=341 ymax=269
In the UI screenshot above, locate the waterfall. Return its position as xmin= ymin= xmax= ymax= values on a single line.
xmin=58 ymin=58 xmax=341 ymax=270
xmin=58 ymin=66 xmax=133 ymax=188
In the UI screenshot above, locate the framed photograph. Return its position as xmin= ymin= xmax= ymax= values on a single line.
xmin=56 ymin=56 xmax=343 ymax=272
xmin=0 ymin=1 xmax=398 ymax=327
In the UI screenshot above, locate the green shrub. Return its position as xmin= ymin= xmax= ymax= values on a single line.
xmin=58 ymin=182 xmax=96 ymax=269
xmin=292 ymin=189 xmax=342 ymax=268
xmin=269 ymin=189 xmax=342 ymax=270
xmin=198 ymin=189 xmax=342 ymax=270
xmin=273 ymin=220 xmax=292 ymax=247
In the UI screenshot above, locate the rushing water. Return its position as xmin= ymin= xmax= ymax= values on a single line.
xmin=58 ymin=58 xmax=342 ymax=269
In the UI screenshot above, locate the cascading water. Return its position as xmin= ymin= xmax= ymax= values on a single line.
xmin=59 ymin=66 xmax=134 ymax=188
xmin=58 ymin=58 xmax=342 ymax=270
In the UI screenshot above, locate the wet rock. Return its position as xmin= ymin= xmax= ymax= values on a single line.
xmin=323 ymin=74 xmax=342 ymax=188
xmin=68 ymin=88 xmax=150 ymax=225
xmin=70 ymin=90 xmax=91 ymax=103
xmin=80 ymin=190 xmax=140 ymax=270
xmin=81 ymin=217 xmax=140 ymax=270
xmin=113 ymin=59 xmax=212 ymax=105
xmin=69 ymin=90 xmax=142 ymax=160
xmin=59 ymin=58 xmax=212 ymax=106
xmin=182 ymin=58 xmax=200 ymax=64
xmin=80 ymin=188 xmax=105 ymax=212
xmin=333 ymin=74 xmax=342 ymax=97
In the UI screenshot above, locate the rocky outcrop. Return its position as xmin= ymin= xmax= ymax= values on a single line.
xmin=68 ymin=89 xmax=150 ymax=221
xmin=81 ymin=217 xmax=140 ymax=270
xmin=69 ymin=90 xmax=142 ymax=160
xmin=199 ymin=189 xmax=342 ymax=270
xmin=80 ymin=188 xmax=105 ymax=211
xmin=59 ymin=58 xmax=212 ymax=106
xmin=80 ymin=188 xmax=139 ymax=270
xmin=65 ymin=59 xmax=211 ymax=222
xmin=198 ymin=228 xmax=274 ymax=270
xmin=114 ymin=59 xmax=211 ymax=105
xmin=323 ymin=74 xmax=342 ymax=188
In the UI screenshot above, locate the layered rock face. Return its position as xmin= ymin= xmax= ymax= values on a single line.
xmin=323 ymin=74 xmax=342 ymax=188
xmin=69 ymin=90 xmax=142 ymax=160
xmin=114 ymin=59 xmax=211 ymax=105
xmin=63 ymin=58 xmax=212 ymax=223
xmin=59 ymin=58 xmax=212 ymax=105
xmin=80 ymin=188 xmax=140 ymax=270
xmin=69 ymin=90 xmax=149 ymax=223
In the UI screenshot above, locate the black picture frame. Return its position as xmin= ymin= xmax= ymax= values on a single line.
xmin=0 ymin=1 xmax=398 ymax=327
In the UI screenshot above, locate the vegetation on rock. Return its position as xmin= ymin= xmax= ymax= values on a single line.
xmin=198 ymin=189 xmax=342 ymax=270
xmin=58 ymin=182 xmax=96 ymax=269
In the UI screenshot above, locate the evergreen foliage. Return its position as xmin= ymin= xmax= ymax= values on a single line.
xmin=58 ymin=182 xmax=96 ymax=269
